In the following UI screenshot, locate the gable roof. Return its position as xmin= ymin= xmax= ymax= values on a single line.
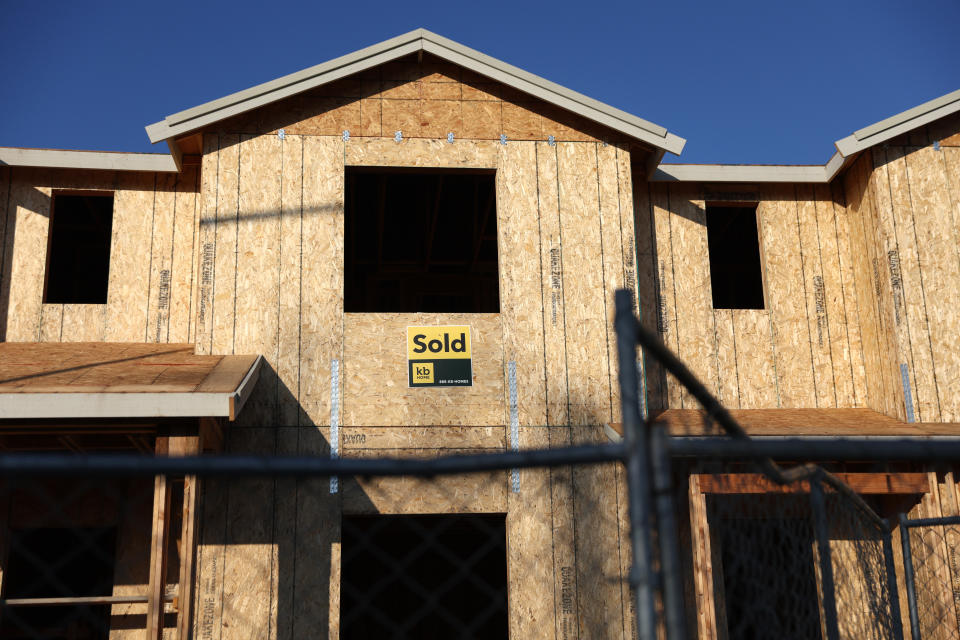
xmin=145 ymin=29 xmax=686 ymax=155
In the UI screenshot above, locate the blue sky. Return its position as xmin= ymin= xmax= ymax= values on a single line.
xmin=1 ymin=1 xmax=957 ymax=164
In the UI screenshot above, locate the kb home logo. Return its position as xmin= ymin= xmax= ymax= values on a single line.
xmin=406 ymin=326 xmax=472 ymax=387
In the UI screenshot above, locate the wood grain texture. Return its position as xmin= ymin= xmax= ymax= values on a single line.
xmin=689 ymin=474 xmax=718 ymax=640
xmin=731 ymin=310 xmax=779 ymax=408
xmin=194 ymin=134 xmax=220 ymax=354
xmin=881 ymin=147 xmax=939 ymax=422
xmin=233 ymin=133 xmax=282 ymax=427
xmin=60 ymin=304 xmax=105 ymax=342
xmin=536 ymin=142 xmax=570 ymax=427
xmin=547 ymin=425 xmax=579 ymax=640
xmin=757 ymin=185 xmax=816 ymax=407
xmin=497 ymin=141 xmax=547 ymax=426
xmin=506 ymin=426 xmax=555 ymax=640
xmin=795 ymin=185 xmax=836 ymax=407
xmin=649 ymin=182 xmax=681 ymax=409
xmin=634 ymin=174 xmax=665 ymax=413
xmin=597 ymin=143 xmax=625 ymax=423
xmin=557 ymin=142 xmax=610 ymax=425
xmin=342 ymin=313 xmax=504 ymax=426
xmin=344 ymin=137 xmax=498 ymax=168
xmin=170 ymin=166 xmax=200 ymax=344
xmin=210 ymin=134 xmax=240 ymax=356
xmin=4 ymin=170 xmax=51 ymax=341
xmin=299 ymin=135 xmax=344 ymax=426
xmin=146 ymin=172 xmax=177 ymax=343
xmin=277 ymin=134 xmax=303 ymax=426
xmin=669 ymin=183 xmax=719 ymax=406
xmin=713 ymin=309 xmax=739 ymax=408
xmin=904 ymin=146 xmax=960 ymax=421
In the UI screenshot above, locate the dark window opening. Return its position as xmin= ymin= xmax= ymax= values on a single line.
xmin=0 ymin=527 xmax=117 ymax=639
xmin=341 ymin=514 xmax=508 ymax=639
xmin=44 ymin=194 xmax=114 ymax=304
xmin=344 ymin=168 xmax=499 ymax=313
xmin=706 ymin=205 xmax=764 ymax=309
xmin=709 ymin=496 xmax=820 ymax=640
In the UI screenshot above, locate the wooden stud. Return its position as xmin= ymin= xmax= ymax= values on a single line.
xmin=147 ymin=438 xmax=172 ymax=640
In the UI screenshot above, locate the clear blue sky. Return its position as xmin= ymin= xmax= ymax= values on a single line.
xmin=1 ymin=1 xmax=958 ymax=164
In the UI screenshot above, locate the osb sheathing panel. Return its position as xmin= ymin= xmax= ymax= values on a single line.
xmin=233 ymin=134 xmax=283 ymax=427
xmin=0 ymin=167 xmax=10 ymax=337
xmin=339 ymin=425 xmax=505 ymax=450
xmin=597 ymin=143 xmax=626 ymax=423
xmin=878 ymin=148 xmax=938 ymax=421
xmin=341 ymin=313 xmax=504 ymax=426
xmin=713 ymin=309 xmax=739 ymax=408
xmin=213 ymin=54 xmax=619 ymax=145
xmin=194 ymin=134 xmax=219 ymax=354
xmin=634 ymin=177 xmax=665 ymax=413
xmin=669 ymin=184 xmax=719 ymax=406
xmin=795 ymin=185 xmax=836 ymax=407
xmin=210 ymin=134 xmax=240 ymax=356
xmin=498 ymin=141 xmax=547 ymax=426
xmin=732 ymin=310 xmax=778 ymax=408
xmin=557 ymin=142 xmax=612 ymax=425
xmin=649 ymin=182 xmax=682 ymax=409
xmin=277 ymin=135 xmax=303 ymax=425
xmin=146 ymin=172 xmax=177 ymax=343
xmin=547 ymin=425 xmax=579 ymax=639
xmin=0 ymin=168 xmax=197 ymax=344
xmin=844 ymin=155 xmax=900 ymax=418
xmin=169 ymin=167 xmax=200 ymax=344
xmin=536 ymin=142 xmax=570 ymax=427
xmin=344 ymin=137 xmax=498 ymax=168
xmin=758 ymin=185 xmax=817 ymax=407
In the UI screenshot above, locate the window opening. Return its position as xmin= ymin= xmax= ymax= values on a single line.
xmin=344 ymin=168 xmax=499 ymax=313
xmin=705 ymin=204 xmax=764 ymax=309
xmin=44 ymin=193 xmax=114 ymax=304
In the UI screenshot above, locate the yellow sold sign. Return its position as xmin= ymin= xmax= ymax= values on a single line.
xmin=407 ymin=326 xmax=472 ymax=387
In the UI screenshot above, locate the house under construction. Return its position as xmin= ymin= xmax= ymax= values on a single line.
xmin=1 ymin=28 xmax=960 ymax=639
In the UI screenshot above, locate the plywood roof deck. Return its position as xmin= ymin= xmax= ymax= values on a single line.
xmin=608 ymin=408 xmax=960 ymax=438
xmin=0 ymin=343 xmax=261 ymax=420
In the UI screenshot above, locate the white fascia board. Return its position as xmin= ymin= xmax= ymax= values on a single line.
xmin=651 ymin=164 xmax=829 ymax=183
xmin=0 ymin=393 xmax=233 ymax=420
xmin=0 ymin=147 xmax=178 ymax=173
xmin=145 ymin=29 xmax=685 ymax=155
xmin=836 ymin=89 xmax=960 ymax=157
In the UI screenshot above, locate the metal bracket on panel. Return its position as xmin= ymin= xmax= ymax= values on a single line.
xmin=508 ymin=361 xmax=520 ymax=493
xmin=330 ymin=359 xmax=341 ymax=494
xmin=394 ymin=130 xmax=403 ymax=143
xmin=900 ymin=363 xmax=915 ymax=423
xmin=342 ymin=130 xmax=350 ymax=142
xmin=547 ymin=135 xmax=556 ymax=147
xmin=447 ymin=132 xmax=455 ymax=144
xmin=500 ymin=134 xmax=508 ymax=146
xmin=638 ymin=359 xmax=648 ymax=420
xmin=278 ymin=129 xmax=285 ymax=140
xmin=934 ymin=140 xmax=941 ymax=151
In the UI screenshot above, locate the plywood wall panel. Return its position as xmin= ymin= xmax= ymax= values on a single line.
xmin=649 ymin=182 xmax=681 ymax=409
xmin=4 ymin=172 xmax=51 ymax=341
xmin=342 ymin=313 xmax=504 ymax=426
xmin=105 ymin=172 xmax=155 ymax=342
xmin=732 ymin=310 xmax=779 ymax=408
xmin=547 ymin=425 xmax=579 ymax=639
xmin=572 ymin=425 xmax=627 ymax=638
xmin=882 ymin=148 xmax=939 ymax=421
xmin=299 ymin=136 xmax=344 ymax=426
xmin=597 ymin=143 xmax=625 ymax=423
xmin=219 ymin=428 xmax=276 ymax=640
xmin=343 ymin=137 xmax=498 ymax=168
xmin=818 ymin=184 xmax=860 ymax=407
xmin=713 ymin=309 xmax=740 ymax=408
xmin=169 ymin=167 xmax=199 ymax=344
xmin=146 ymin=173 xmax=178 ymax=343
xmin=38 ymin=304 xmax=63 ymax=342
xmin=556 ymin=142 xmax=610 ymax=425
xmin=904 ymin=145 xmax=960 ymax=420
xmin=497 ymin=141 xmax=547 ymax=426
xmin=194 ymin=135 xmax=220 ymax=354
xmin=668 ymin=183 xmax=719 ymax=405
xmin=634 ymin=177 xmax=665 ymax=413
xmin=507 ymin=426 xmax=556 ymax=640
xmin=61 ymin=304 xmax=106 ymax=342
xmin=0 ymin=166 xmax=11 ymax=337
xmin=277 ymin=135 xmax=303 ymax=426
xmin=536 ymin=142 xmax=570 ymax=427
xmin=210 ymin=134 xmax=240 ymax=356
xmin=340 ymin=426 xmax=505 ymax=450
xmin=795 ymin=186 xmax=836 ymax=407
xmin=234 ymin=134 xmax=283 ymax=427
xmin=943 ymin=147 xmax=960 ymax=417
xmin=757 ymin=185 xmax=816 ymax=407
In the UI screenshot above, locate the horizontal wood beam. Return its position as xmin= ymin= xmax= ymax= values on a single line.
xmin=696 ymin=472 xmax=929 ymax=495
xmin=2 ymin=594 xmax=174 ymax=607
